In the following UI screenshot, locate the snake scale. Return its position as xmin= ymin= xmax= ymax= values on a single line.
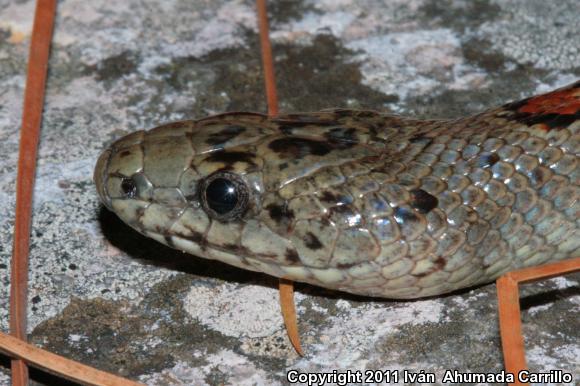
xmin=94 ymin=81 xmax=579 ymax=299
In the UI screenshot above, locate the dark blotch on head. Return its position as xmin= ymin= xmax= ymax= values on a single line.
xmin=320 ymin=191 xmax=337 ymax=203
xmin=206 ymin=125 xmax=246 ymax=146
xmin=266 ymin=203 xmax=294 ymax=222
xmin=180 ymin=229 xmax=207 ymax=250
xmin=205 ymin=151 xmax=257 ymax=167
xmin=478 ymin=152 xmax=500 ymax=168
xmin=336 ymin=262 xmax=358 ymax=269
xmin=324 ymin=127 xmax=358 ymax=148
xmin=183 ymin=229 xmax=204 ymax=244
xmin=224 ymin=243 xmax=251 ymax=256
xmin=320 ymin=191 xmax=353 ymax=206
xmin=285 ymin=249 xmax=300 ymax=264
xmin=269 ymin=137 xmax=333 ymax=157
xmin=410 ymin=189 xmax=438 ymax=214
xmin=120 ymin=150 xmax=132 ymax=158
xmin=304 ymin=232 xmax=324 ymax=250
xmin=329 ymin=204 xmax=351 ymax=214
xmin=184 ymin=193 xmax=197 ymax=201
xmin=278 ymin=125 xmax=294 ymax=135
xmin=136 ymin=206 xmax=146 ymax=220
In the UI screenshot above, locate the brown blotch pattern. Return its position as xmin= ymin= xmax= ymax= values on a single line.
xmin=206 ymin=125 xmax=247 ymax=146
xmin=268 ymin=137 xmax=334 ymax=157
xmin=324 ymin=127 xmax=359 ymax=148
xmin=478 ymin=152 xmax=500 ymax=168
xmin=204 ymin=151 xmax=258 ymax=168
xmin=285 ymin=249 xmax=301 ymax=264
xmin=410 ymin=189 xmax=439 ymax=214
xmin=304 ymin=232 xmax=324 ymax=250
xmin=266 ymin=203 xmax=295 ymax=223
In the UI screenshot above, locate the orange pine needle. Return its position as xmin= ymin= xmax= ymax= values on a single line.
xmin=256 ymin=0 xmax=303 ymax=355
xmin=496 ymin=257 xmax=579 ymax=385
xmin=256 ymin=0 xmax=279 ymax=116
xmin=507 ymin=256 xmax=579 ymax=284
xmin=9 ymin=0 xmax=57 ymax=384
xmin=279 ymin=279 xmax=304 ymax=356
xmin=496 ymin=276 xmax=527 ymax=385
xmin=0 ymin=331 xmax=144 ymax=386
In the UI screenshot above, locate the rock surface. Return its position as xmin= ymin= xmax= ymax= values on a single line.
xmin=0 ymin=0 xmax=578 ymax=385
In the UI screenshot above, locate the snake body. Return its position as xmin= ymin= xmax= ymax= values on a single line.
xmin=94 ymin=81 xmax=579 ymax=299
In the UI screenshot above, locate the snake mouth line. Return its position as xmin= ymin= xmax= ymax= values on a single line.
xmin=143 ymin=228 xmax=283 ymax=274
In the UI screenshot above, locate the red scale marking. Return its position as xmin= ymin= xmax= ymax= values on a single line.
xmin=517 ymin=86 xmax=580 ymax=115
xmin=503 ymin=81 xmax=580 ymax=131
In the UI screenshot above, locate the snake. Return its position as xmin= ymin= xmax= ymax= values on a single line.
xmin=94 ymin=81 xmax=579 ymax=299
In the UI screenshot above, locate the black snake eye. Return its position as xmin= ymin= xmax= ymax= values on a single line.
xmin=206 ymin=178 xmax=238 ymax=214
xmin=200 ymin=172 xmax=249 ymax=221
xmin=121 ymin=177 xmax=137 ymax=198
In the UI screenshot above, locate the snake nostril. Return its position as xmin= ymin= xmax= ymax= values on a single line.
xmin=120 ymin=177 xmax=138 ymax=198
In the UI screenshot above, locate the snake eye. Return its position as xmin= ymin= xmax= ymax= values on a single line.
xmin=200 ymin=171 xmax=249 ymax=221
xmin=121 ymin=177 xmax=137 ymax=198
xmin=206 ymin=178 xmax=238 ymax=214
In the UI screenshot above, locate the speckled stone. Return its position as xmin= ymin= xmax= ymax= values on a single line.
xmin=0 ymin=0 xmax=578 ymax=385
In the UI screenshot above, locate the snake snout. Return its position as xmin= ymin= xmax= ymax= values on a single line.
xmin=94 ymin=148 xmax=113 ymax=210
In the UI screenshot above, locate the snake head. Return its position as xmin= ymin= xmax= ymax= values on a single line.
xmin=94 ymin=111 xmax=388 ymax=292
xmin=93 ymin=114 xmax=300 ymax=275
xmin=94 ymin=107 xmax=446 ymax=299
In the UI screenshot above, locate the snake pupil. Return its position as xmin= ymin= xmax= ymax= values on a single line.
xmin=205 ymin=178 xmax=239 ymax=214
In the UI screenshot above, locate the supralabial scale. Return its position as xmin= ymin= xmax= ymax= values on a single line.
xmin=94 ymin=81 xmax=579 ymax=299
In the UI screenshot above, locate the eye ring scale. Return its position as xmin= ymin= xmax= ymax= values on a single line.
xmin=199 ymin=171 xmax=250 ymax=221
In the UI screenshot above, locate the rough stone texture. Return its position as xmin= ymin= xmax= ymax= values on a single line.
xmin=0 ymin=0 xmax=578 ymax=385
